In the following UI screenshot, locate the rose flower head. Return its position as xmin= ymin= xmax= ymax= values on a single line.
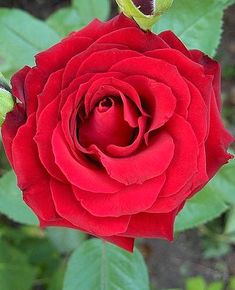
xmin=2 ymin=14 xmax=234 ymax=251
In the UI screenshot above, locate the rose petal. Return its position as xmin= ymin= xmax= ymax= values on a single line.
xmin=37 ymin=69 xmax=63 ymax=118
xmin=159 ymin=31 xmax=191 ymax=57
xmin=77 ymin=49 xmax=142 ymax=76
xmin=2 ymin=104 xmax=26 ymax=165
xmin=52 ymin=124 xmax=123 ymax=193
xmin=11 ymin=66 xmax=30 ymax=105
xmin=125 ymin=209 xmax=178 ymax=240
xmin=11 ymin=114 xmax=57 ymax=220
xmin=205 ymin=92 xmax=234 ymax=178
xmin=95 ymin=27 xmax=168 ymax=52
xmin=158 ymin=114 xmax=199 ymax=197
xmin=102 ymin=236 xmax=134 ymax=252
xmin=110 ymin=56 xmax=191 ymax=117
xmin=125 ymin=75 xmax=176 ymax=139
xmin=34 ymin=97 xmax=66 ymax=181
xmin=24 ymin=67 xmax=47 ymax=115
xmin=51 ymin=179 xmax=131 ymax=236
xmin=36 ymin=36 xmax=93 ymax=74
xmin=78 ymin=174 xmax=165 ymax=217
xmin=97 ymin=132 xmax=174 ymax=185
xmin=106 ymin=116 xmax=146 ymax=157
xmin=190 ymin=50 xmax=221 ymax=110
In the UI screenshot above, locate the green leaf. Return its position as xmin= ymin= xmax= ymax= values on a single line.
xmin=0 ymin=240 xmax=37 ymax=290
xmin=0 ymin=88 xmax=14 ymax=126
xmin=63 ymin=239 xmax=150 ymax=290
xmin=73 ymin=0 xmax=110 ymax=24
xmin=228 ymin=277 xmax=235 ymax=290
xmin=207 ymin=281 xmax=224 ymax=290
xmin=225 ymin=206 xmax=235 ymax=234
xmin=46 ymin=227 xmax=87 ymax=254
xmin=153 ymin=0 xmax=232 ymax=56
xmin=0 ymin=170 xmax=38 ymax=225
xmin=48 ymin=261 xmax=67 ymax=290
xmin=0 ymin=8 xmax=60 ymax=76
xmin=209 ymin=159 xmax=235 ymax=205
xmin=47 ymin=7 xmax=83 ymax=37
xmin=175 ymin=183 xmax=228 ymax=232
xmin=185 ymin=277 xmax=206 ymax=290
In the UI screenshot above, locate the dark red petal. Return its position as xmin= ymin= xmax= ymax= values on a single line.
xmin=95 ymin=27 xmax=168 ymax=52
xmin=186 ymin=80 xmax=208 ymax=144
xmin=145 ymin=49 xmax=213 ymax=103
xmin=102 ymin=236 xmax=134 ymax=252
xmin=106 ymin=116 xmax=146 ymax=157
xmin=158 ymin=114 xmax=198 ymax=197
xmin=40 ymin=217 xmax=134 ymax=252
xmin=125 ymin=75 xmax=176 ymax=139
xmin=125 ymin=209 xmax=178 ymax=240
xmin=147 ymin=146 xmax=208 ymax=214
xmin=51 ymin=180 xmax=130 ymax=236
xmin=11 ymin=66 xmax=30 ymax=104
xmin=190 ymin=50 xmax=221 ymax=110
xmin=62 ymin=44 xmax=128 ymax=87
xmin=52 ymin=124 xmax=123 ymax=193
xmin=36 ymin=69 xmax=63 ymax=117
xmin=24 ymin=67 xmax=47 ymax=115
xmin=147 ymin=183 xmax=192 ymax=213
xmin=2 ymin=104 xmax=26 ymax=166
xmin=35 ymin=37 xmax=93 ymax=74
xmin=205 ymin=92 xmax=234 ymax=178
xmin=97 ymin=132 xmax=174 ymax=185
xmin=79 ymin=98 xmax=134 ymax=151
xmin=110 ymin=56 xmax=190 ymax=117
xmin=78 ymin=174 xmax=165 ymax=217
xmin=77 ymin=49 xmax=142 ymax=76
xmin=83 ymin=77 xmax=145 ymax=118
xmin=11 ymin=114 xmax=58 ymax=220
xmin=34 ymin=97 xmax=66 ymax=181
xmin=159 ymin=31 xmax=191 ymax=57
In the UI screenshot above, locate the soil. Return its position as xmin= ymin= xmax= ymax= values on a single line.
xmin=0 ymin=1 xmax=234 ymax=289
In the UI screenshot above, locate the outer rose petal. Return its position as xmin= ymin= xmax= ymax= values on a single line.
xmin=2 ymin=105 xmax=26 ymax=166
xmin=155 ymin=114 xmax=198 ymax=197
xmin=39 ymin=215 xmax=134 ymax=252
xmin=35 ymin=97 xmax=66 ymax=181
xmin=11 ymin=114 xmax=58 ymax=220
xmin=205 ymin=93 xmax=234 ymax=178
xmin=125 ymin=209 xmax=178 ymax=240
xmin=77 ymin=174 xmax=166 ymax=217
xmin=51 ymin=180 xmax=131 ymax=236
xmin=190 ymin=49 xmax=221 ymax=110
xmin=159 ymin=31 xmax=191 ymax=57
xmin=11 ymin=66 xmax=30 ymax=105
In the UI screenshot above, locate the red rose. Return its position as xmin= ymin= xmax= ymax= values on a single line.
xmin=2 ymin=14 xmax=233 ymax=251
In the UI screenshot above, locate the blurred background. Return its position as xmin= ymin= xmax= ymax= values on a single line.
xmin=0 ymin=1 xmax=234 ymax=290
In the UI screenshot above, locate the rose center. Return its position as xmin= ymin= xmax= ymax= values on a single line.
xmin=78 ymin=97 xmax=134 ymax=152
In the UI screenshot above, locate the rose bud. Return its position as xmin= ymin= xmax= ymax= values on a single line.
xmin=116 ymin=0 xmax=173 ymax=30
xmin=2 ymin=14 xmax=234 ymax=251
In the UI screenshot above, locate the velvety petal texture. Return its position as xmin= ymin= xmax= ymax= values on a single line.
xmin=2 ymin=13 xmax=233 ymax=252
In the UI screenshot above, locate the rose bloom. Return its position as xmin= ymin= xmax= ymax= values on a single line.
xmin=2 ymin=14 xmax=234 ymax=251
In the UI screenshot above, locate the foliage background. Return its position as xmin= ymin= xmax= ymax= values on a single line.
xmin=0 ymin=0 xmax=235 ymax=289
